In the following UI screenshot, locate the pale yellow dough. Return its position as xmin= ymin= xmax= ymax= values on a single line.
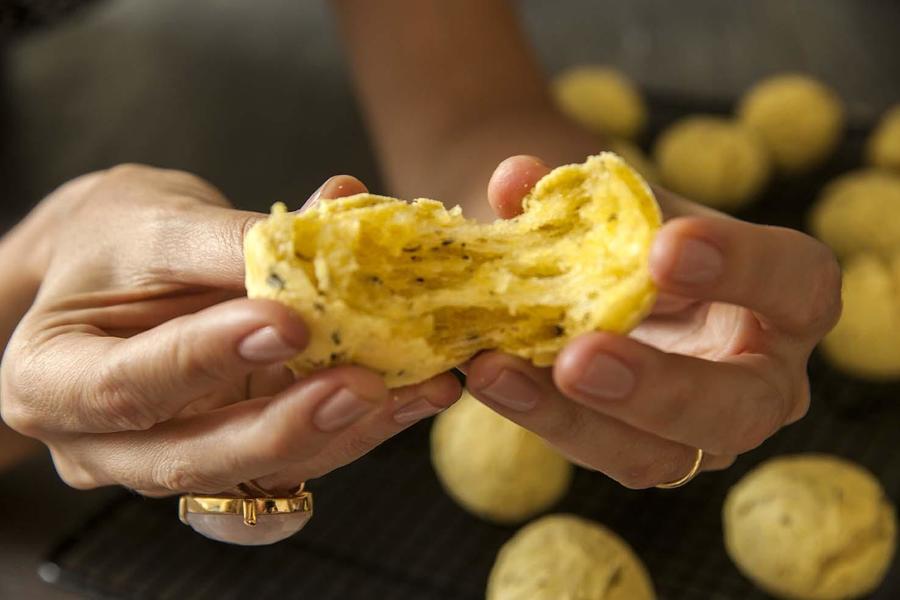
xmin=654 ymin=116 xmax=770 ymax=210
xmin=430 ymin=391 xmax=573 ymax=524
xmin=724 ymin=454 xmax=897 ymax=600
xmin=487 ymin=514 xmax=656 ymax=600
xmin=868 ymin=104 xmax=900 ymax=173
xmin=809 ymin=169 xmax=900 ymax=260
xmin=738 ymin=74 xmax=844 ymax=172
xmin=553 ymin=66 xmax=647 ymax=140
xmin=244 ymin=153 xmax=660 ymax=387
xmin=820 ymin=252 xmax=900 ymax=380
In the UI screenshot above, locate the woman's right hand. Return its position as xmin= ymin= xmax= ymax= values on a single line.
xmin=0 ymin=165 xmax=460 ymax=501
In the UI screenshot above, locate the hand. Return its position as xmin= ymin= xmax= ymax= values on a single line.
xmin=0 ymin=165 xmax=459 ymax=501
xmin=465 ymin=156 xmax=842 ymax=488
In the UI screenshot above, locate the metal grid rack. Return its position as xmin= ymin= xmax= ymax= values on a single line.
xmin=41 ymin=99 xmax=900 ymax=599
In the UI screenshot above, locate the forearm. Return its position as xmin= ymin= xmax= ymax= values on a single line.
xmin=332 ymin=0 xmax=598 ymax=217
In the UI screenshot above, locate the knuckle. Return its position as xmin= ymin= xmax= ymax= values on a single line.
xmin=786 ymin=374 xmax=811 ymax=425
xmin=255 ymin=421 xmax=312 ymax=463
xmin=803 ymin=244 xmax=843 ymax=332
xmin=93 ymin=361 xmax=159 ymax=431
xmin=172 ymin=327 xmax=226 ymax=387
xmin=152 ymin=459 xmax=225 ymax=494
xmin=0 ymin=401 xmax=43 ymax=438
xmin=336 ymin=433 xmax=384 ymax=461
xmin=1 ymin=350 xmax=50 ymax=437
xmin=729 ymin=383 xmax=786 ymax=454
xmin=51 ymin=453 xmax=100 ymax=491
xmin=538 ymin=404 xmax=585 ymax=444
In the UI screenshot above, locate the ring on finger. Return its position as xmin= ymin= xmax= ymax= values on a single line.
xmin=655 ymin=448 xmax=704 ymax=489
xmin=179 ymin=481 xmax=312 ymax=545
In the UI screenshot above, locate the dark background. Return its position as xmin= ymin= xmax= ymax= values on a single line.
xmin=1 ymin=1 xmax=899 ymax=598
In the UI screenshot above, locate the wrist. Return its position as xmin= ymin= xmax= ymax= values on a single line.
xmin=417 ymin=106 xmax=603 ymax=220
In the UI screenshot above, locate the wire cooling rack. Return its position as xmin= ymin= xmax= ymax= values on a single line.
xmin=41 ymin=98 xmax=900 ymax=600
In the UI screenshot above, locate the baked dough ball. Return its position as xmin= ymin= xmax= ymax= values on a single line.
xmin=808 ymin=169 xmax=900 ymax=259
xmin=608 ymin=139 xmax=659 ymax=184
xmin=553 ymin=66 xmax=647 ymax=140
xmin=654 ymin=116 xmax=770 ymax=210
xmin=487 ymin=514 xmax=656 ymax=600
xmin=430 ymin=391 xmax=573 ymax=523
xmin=244 ymin=153 xmax=661 ymax=387
xmin=867 ymin=104 xmax=900 ymax=173
xmin=724 ymin=454 xmax=897 ymax=600
xmin=738 ymin=74 xmax=844 ymax=172
xmin=820 ymin=252 xmax=900 ymax=380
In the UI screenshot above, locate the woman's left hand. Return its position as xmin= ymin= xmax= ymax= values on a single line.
xmin=465 ymin=155 xmax=843 ymax=489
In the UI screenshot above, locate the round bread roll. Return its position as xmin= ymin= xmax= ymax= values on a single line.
xmin=430 ymin=391 xmax=572 ymax=524
xmin=867 ymin=104 xmax=900 ymax=173
xmin=487 ymin=514 xmax=656 ymax=600
xmin=654 ymin=116 xmax=770 ymax=210
xmin=608 ymin=139 xmax=659 ymax=184
xmin=724 ymin=454 xmax=897 ymax=600
xmin=738 ymin=74 xmax=844 ymax=172
xmin=820 ymin=252 xmax=900 ymax=380
xmin=244 ymin=153 xmax=660 ymax=387
xmin=553 ymin=66 xmax=647 ymax=140
xmin=808 ymin=169 xmax=900 ymax=260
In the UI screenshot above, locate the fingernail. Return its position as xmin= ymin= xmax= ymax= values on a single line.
xmin=479 ymin=369 xmax=540 ymax=411
xmin=238 ymin=326 xmax=300 ymax=363
xmin=393 ymin=397 xmax=442 ymax=424
xmin=671 ymin=238 xmax=723 ymax=284
xmin=573 ymin=353 xmax=635 ymax=400
xmin=301 ymin=177 xmax=332 ymax=210
xmin=313 ymin=388 xmax=373 ymax=432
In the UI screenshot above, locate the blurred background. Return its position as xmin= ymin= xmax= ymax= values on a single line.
xmin=2 ymin=0 xmax=899 ymax=232
xmin=1 ymin=1 xmax=899 ymax=598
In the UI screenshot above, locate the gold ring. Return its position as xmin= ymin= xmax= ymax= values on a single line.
xmin=179 ymin=480 xmax=313 ymax=546
xmin=655 ymin=448 xmax=704 ymax=489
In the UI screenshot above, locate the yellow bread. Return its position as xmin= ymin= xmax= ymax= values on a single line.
xmin=244 ymin=153 xmax=661 ymax=387
xmin=820 ymin=252 xmax=900 ymax=380
xmin=553 ymin=66 xmax=647 ymax=140
xmin=430 ymin=391 xmax=573 ymax=524
xmin=724 ymin=454 xmax=896 ymax=600
xmin=487 ymin=514 xmax=656 ymax=600
xmin=809 ymin=169 xmax=900 ymax=260
xmin=738 ymin=74 xmax=844 ymax=172
xmin=654 ymin=116 xmax=770 ymax=210
xmin=867 ymin=104 xmax=900 ymax=172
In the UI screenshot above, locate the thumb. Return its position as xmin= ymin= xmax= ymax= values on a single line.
xmin=177 ymin=175 xmax=369 ymax=290
xmin=487 ymin=155 xmax=551 ymax=219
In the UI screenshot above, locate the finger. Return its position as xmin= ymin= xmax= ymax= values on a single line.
xmin=10 ymin=298 xmax=308 ymax=434
xmin=161 ymin=175 xmax=368 ymax=290
xmin=465 ymin=352 xmax=718 ymax=489
xmin=252 ymin=371 xmax=462 ymax=491
xmin=650 ymin=185 xmax=725 ymax=219
xmin=487 ymin=155 xmax=551 ymax=219
xmin=62 ymin=368 xmax=460 ymax=495
xmin=553 ymin=332 xmax=794 ymax=456
xmin=649 ymin=216 xmax=843 ymax=336
xmin=300 ymin=174 xmax=368 ymax=212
